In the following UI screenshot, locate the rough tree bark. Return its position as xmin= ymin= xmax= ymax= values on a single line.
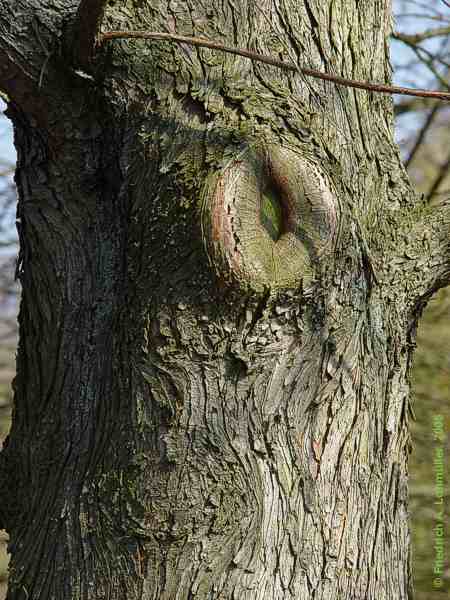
xmin=0 ymin=1 xmax=449 ymax=599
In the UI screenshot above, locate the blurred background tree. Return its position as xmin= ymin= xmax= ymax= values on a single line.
xmin=0 ymin=101 xmax=16 ymax=599
xmin=0 ymin=1 xmax=449 ymax=598
xmin=393 ymin=3 xmax=450 ymax=598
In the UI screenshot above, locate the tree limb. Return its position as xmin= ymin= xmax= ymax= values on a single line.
xmin=423 ymin=200 xmax=450 ymax=290
xmin=70 ymin=0 xmax=108 ymax=67
xmin=99 ymin=30 xmax=450 ymax=102
xmin=0 ymin=1 xmax=75 ymax=113
xmin=398 ymin=200 xmax=450 ymax=306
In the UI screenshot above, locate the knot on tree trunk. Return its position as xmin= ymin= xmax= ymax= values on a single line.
xmin=201 ymin=145 xmax=338 ymax=291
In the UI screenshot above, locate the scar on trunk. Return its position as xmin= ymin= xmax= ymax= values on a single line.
xmin=202 ymin=145 xmax=338 ymax=291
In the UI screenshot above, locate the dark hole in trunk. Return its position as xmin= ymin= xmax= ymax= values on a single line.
xmin=260 ymin=183 xmax=285 ymax=242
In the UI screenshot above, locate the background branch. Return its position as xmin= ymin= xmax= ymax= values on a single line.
xmin=404 ymin=103 xmax=441 ymax=168
xmin=393 ymin=26 xmax=450 ymax=45
xmin=426 ymin=152 xmax=450 ymax=202
xmin=395 ymin=97 xmax=436 ymax=114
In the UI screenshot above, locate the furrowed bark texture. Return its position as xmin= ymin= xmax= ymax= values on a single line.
xmin=0 ymin=1 xmax=449 ymax=599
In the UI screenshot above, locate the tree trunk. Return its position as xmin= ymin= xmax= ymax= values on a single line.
xmin=0 ymin=1 xmax=449 ymax=598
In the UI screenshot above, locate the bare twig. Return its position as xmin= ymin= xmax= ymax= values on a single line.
xmin=99 ymin=30 xmax=450 ymax=101
xmin=71 ymin=0 xmax=108 ymax=67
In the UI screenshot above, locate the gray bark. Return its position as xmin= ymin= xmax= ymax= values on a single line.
xmin=0 ymin=1 xmax=449 ymax=598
